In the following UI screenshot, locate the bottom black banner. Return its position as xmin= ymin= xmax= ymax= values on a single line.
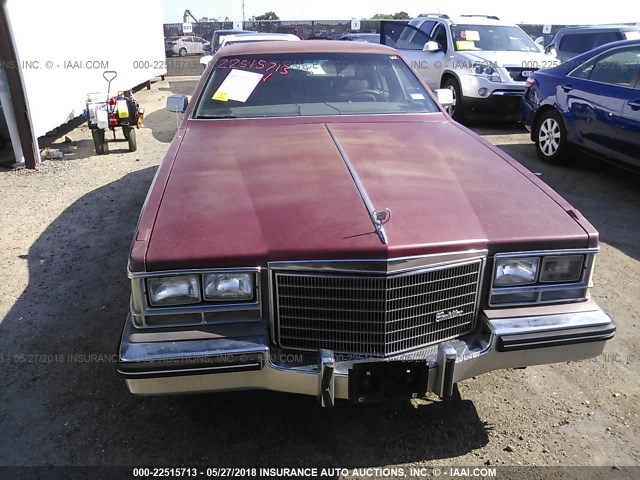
xmin=0 ymin=466 xmax=637 ymax=480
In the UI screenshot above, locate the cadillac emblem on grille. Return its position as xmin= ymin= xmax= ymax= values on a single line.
xmin=435 ymin=309 xmax=466 ymax=322
xmin=274 ymin=259 xmax=482 ymax=357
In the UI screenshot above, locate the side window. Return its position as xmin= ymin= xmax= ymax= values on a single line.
xmin=589 ymin=47 xmax=640 ymax=87
xmin=571 ymin=47 xmax=640 ymax=86
xmin=381 ymin=22 xmax=431 ymax=51
xmin=593 ymin=32 xmax=624 ymax=47
xmin=419 ymin=20 xmax=437 ymax=35
xmin=569 ymin=57 xmax=597 ymax=79
xmin=559 ymin=33 xmax=597 ymax=55
xmin=431 ymin=24 xmax=447 ymax=51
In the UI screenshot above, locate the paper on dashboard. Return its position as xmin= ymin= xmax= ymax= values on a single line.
xmin=212 ymin=69 xmax=264 ymax=102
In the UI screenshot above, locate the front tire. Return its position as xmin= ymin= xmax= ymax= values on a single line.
xmin=443 ymin=77 xmax=465 ymax=122
xmin=535 ymin=110 xmax=567 ymax=164
xmin=125 ymin=127 xmax=137 ymax=152
xmin=92 ymin=129 xmax=107 ymax=155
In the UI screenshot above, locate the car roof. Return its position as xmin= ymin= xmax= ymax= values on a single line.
xmin=554 ymin=25 xmax=639 ymax=35
xmin=221 ymin=33 xmax=300 ymax=45
xmin=415 ymin=15 xmax=514 ymax=26
xmin=550 ymin=38 xmax=640 ymax=69
xmin=584 ymin=38 xmax=640 ymax=53
xmin=216 ymin=39 xmax=397 ymax=56
xmin=342 ymin=33 xmax=379 ymax=37
xmin=214 ymin=29 xmax=256 ymax=34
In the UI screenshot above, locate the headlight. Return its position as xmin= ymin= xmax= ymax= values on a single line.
xmin=203 ymin=273 xmax=254 ymax=301
xmin=470 ymin=62 xmax=501 ymax=82
xmin=490 ymin=251 xmax=594 ymax=307
xmin=147 ymin=275 xmax=200 ymax=306
xmin=539 ymin=255 xmax=584 ymax=283
xmin=494 ymin=257 xmax=539 ymax=286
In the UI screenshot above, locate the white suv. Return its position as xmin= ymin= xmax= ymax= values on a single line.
xmin=381 ymin=14 xmax=558 ymax=121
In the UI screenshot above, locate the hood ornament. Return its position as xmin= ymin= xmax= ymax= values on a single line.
xmin=371 ymin=208 xmax=391 ymax=244
xmin=372 ymin=208 xmax=391 ymax=226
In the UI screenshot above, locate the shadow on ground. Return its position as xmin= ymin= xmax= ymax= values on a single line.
xmin=0 ymin=166 xmax=489 ymax=466
xmin=144 ymin=78 xmax=198 ymax=143
xmin=142 ymin=108 xmax=181 ymax=143
xmin=465 ymin=121 xmax=529 ymax=136
xmin=494 ymin=141 xmax=640 ymax=263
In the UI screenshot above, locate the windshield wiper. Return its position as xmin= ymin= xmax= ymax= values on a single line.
xmin=322 ymin=103 xmax=343 ymax=114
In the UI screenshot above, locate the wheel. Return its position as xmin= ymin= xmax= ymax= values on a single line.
xmin=535 ymin=110 xmax=567 ymax=163
xmin=178 ymin=47 xmax=187 ymax=57
xmin=349 ymin=89 xmax=385 ymax=102
xmin=91 ymin=129 xmax=107 ymax=155
xmin=126 ymin=127 xmax=137 ymax=152
xmin=443 ymin=77 xmax=465 ymax=122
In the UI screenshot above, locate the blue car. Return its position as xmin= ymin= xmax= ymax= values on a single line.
xmin=521 ymin=39 xmax=640 ymax=170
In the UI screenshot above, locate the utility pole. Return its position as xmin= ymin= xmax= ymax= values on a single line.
xmin=242 ymin=0 xmax=245 ymax=21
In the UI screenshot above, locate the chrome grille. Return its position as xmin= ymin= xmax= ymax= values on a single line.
xmin=506 ymin=67 xmax=538 ymax=82
xmin=274 ymin=260 xmax=482 ymax=357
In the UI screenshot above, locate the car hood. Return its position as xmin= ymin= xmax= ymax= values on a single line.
xmin=143 ymin=117 xmax=590 ymax=271
xmin=459 ymin=50 xmax=559 ymax=68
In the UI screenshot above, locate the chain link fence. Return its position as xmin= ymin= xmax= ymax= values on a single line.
xmin=163 ymin=20 xmax=387 ymax=76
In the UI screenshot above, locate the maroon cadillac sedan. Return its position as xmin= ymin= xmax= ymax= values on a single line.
xmin=118 ymin=41 xmax=614 ymax=406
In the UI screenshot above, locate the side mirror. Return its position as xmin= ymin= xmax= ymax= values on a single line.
xmin=434 ymin=88 xmax=454 ymax=107
xmin=167 ymin=95 xmax=188 ymax=113
xmin=423 ymin=41 xmax=440 ymax=52
xmin=200 ymin=55 xmax=213 ymax=66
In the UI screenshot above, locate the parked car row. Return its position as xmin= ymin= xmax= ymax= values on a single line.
xmin=174 ymin=17 xmax=640 ymax=172
xmin=384 ymin=15 xmax=640 ymax=169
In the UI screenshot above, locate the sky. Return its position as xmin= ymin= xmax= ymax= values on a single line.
xmin=163 ymin=0 xmax=640 ymax=25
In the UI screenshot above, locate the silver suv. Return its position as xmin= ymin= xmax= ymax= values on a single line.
xmin=381 ymin=14 xmax=558 ymax=121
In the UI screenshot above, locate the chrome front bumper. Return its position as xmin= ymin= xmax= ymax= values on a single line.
xmin=118 ymin=302 xmax=615 ymax=405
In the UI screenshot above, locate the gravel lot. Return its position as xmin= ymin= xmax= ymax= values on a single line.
xmin=0 ymin=78 xmax=638 ymax=472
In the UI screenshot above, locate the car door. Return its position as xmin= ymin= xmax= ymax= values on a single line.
xmin=380 ymin=21 xmax=438 ymax=88
xmin=614 ymin=47 xmax=640 ymax=168
xmin=425 ymin=23 xmax=449 ymax=90
xmin=196 ymin=37 xmax=208 ymax=54
xmin=188 ymin=37 xmax=201 ymax=55
xmin=191 ymin=37 xmax=203 ymax=55
xmin=560 ymin=47 xmax=639 ymax=159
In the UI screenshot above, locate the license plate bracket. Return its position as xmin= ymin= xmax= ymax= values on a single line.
xmin=349 ymin=360 xmax=428 ymax=403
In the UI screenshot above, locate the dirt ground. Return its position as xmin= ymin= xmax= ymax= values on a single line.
xmin=0 ymin=78 xmax=638 ymax=471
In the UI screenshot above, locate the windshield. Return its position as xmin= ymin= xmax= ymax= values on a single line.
xmin=194 ymin=52 xmax=439 ymax=119
xmin=450 ymin=24 xmax=539 ymax=52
